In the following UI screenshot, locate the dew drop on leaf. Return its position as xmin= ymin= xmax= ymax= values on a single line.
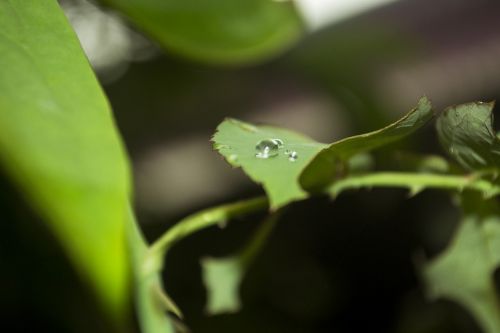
xmin=288 ymin=151 xmax=298 ymax=162
xmin=273 ymin=139 xmax=284 ymax=148
xmin=255 ymin=139 xmax=283 ymax=159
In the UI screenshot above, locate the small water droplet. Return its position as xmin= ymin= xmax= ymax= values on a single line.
xmin=284 ymin=149 xmax=291 ymax=155
xmin=288 ymin=151 xmax=298 ymax=162
xmin=255 ymin=139 xmax=282 ymax=159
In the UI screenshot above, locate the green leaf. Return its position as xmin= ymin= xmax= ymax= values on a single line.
xmin=0 ymin=0 xmax=130 ymax=318
xmin=422 ymin=193 xmax=500 ymax=333
xmin=212 ymin=119 xmax=326 ymax=209
xmin=201 ymin=256 xmax=244 ymax=314
xmin=436 ymin=101 xmax=500 ymax=171
xmin=100 ymin=0 xmax=304 ymax=64
xmin=127 ymin=211 xmax=175 ymax=333
xmin=300 ymin=97 xmax=434 ymax=190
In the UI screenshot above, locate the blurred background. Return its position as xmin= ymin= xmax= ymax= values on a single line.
xmin=2 ymin=0 xmax=500 ymax=332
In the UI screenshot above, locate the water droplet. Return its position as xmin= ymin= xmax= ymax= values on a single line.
xmin=288 ymin=151 xmax=298 ymax=162
xmin=255 ymin=139 xmax=282 ymax=159
xmin=273 ymin=139 xmax=284 ymax=148
xmin=284 ymin=149 xmax=291 ymax=155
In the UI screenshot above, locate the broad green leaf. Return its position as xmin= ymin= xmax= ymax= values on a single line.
xmin=0 ymin=0 xmax=130 ymax=318
xmin=422 ymin=193 xmax=500 ymax=333
xmin=127 ymin=211 xmax=175 ymax=333
xmin=212 ymin=119 xmax=326 ymax=209
xmin=300 ymin=97 xmax=434 ymax=190
xmin=436 ymin=102 xmax=500 ymax=171
xmin=100 ymin=0 xmax=304 ymax=64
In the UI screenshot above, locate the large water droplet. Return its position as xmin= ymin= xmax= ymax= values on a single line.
xmin=273 ymin=139 xmax=284 ymax=148
xmin=255 ymin=139 xmax=282 ymax=159
xmin=288 ymin=151 xmax=298 ymax=162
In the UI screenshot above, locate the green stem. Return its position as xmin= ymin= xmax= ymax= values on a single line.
xmin=239 ymin=209 xmax=282 ymax=267
xmin=143 ymin=196 xmax=268 ymax=276
xmin=328 ymin=172 xmax=500 ymax=198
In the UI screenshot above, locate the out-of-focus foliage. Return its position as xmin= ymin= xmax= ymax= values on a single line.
xmin=421 ymin=100 xmax=500 ymax=333
xmin=100 ymin=0 xmax=304 ymax=64
xmin=201 ymin=256 xmax=244 ymax=314
xmin=0 ymin=0 xmax=130 ymax=320
xmin=437 ymin=102 xmax=500 ymax=171
xmin=423 ymin=193 xmax=500 ymax=333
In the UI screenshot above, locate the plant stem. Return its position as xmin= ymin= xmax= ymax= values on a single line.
xmin=328 ymin=172 xmax=500 ymax=198
xmin=238 ymin=209 xmax=282 ymax=267
xmin=142 ymin=196 xmax=268 ymax=276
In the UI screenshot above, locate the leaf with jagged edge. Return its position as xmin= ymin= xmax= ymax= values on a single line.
xmin=436 ymin=101 xmax=500 ymax=171
xmin=212 ymin=119 xmax=326 ymax=209
xmin=201 ymin=256 xmax=244 ymax=314
xmin=422 ymin=193 xmax=500 ymax=333
xmin=300 ymin=97 xmax=434 ymax=190
xmin=213 ymin=98 xmax=432 ymax=209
